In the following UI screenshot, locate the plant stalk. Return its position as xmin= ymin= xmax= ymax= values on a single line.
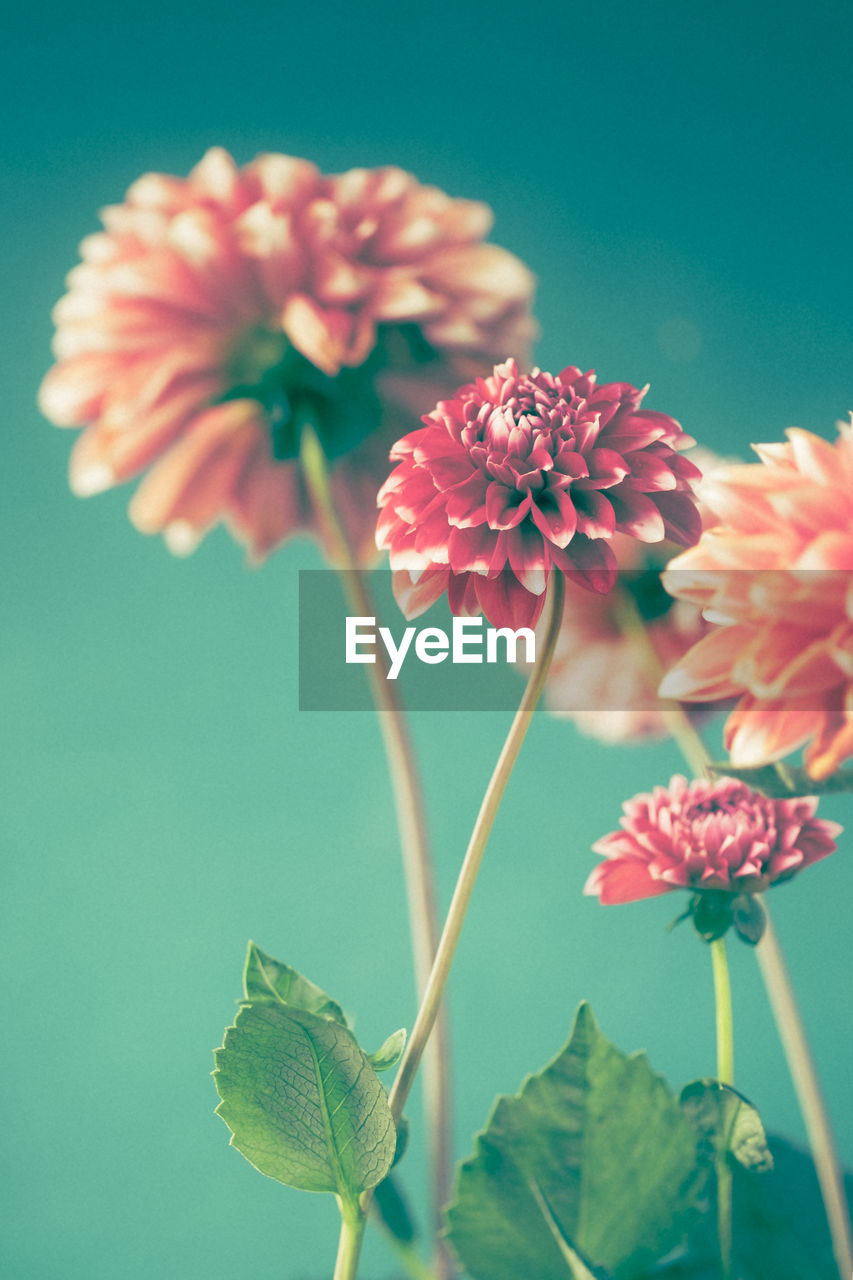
xmin=757 ymin=908 xmax=853 ymax=1280
xmin=300 ymin=420 xmax=454 ymax=1276
xmin=710 ymin=935 xmax=734 ymax=1280
xmin=385 ymin=572 xmax=565 ymax=1129
xmin=710 ymin=936 xmax=734 ymax=1087
xmin=614 ymin=584 xmax=852 ymax=1280
xmin=334 ymin=1202 xmax=367 ymax=1280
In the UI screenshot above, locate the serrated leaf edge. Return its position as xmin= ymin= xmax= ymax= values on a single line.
xmin=211 ymin=1002 xmax=395 ymax=1200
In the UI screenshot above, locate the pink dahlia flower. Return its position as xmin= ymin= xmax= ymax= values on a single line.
xmin=376 ymin=360 xmax=701 ymax=630
xmin=660 ymin=424 xmax=853 ymax=779
xmin=541 ymin=449 xmax=726 ymax=742
xmin=541 ymin=535 xmax=710 ymax=742
xmin=39 ymin=148 xmax=535 ymax=560
xmin=586 ymin=774 xmax=840 ymax=905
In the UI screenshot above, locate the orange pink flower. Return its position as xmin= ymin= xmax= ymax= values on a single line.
xmin=660 ymin=424 xmax=853 ymax=779
xmin=39 ymin=148 xmax=535 ymax=560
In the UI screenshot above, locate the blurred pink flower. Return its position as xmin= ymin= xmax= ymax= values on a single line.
xmin=39 ymin=148 xmax=535 ymax=560
xmin=660 ymin=424 xmax=853 ymax=779
xmin=376 ymin=359 xmax=700 ymax=630
xmin=541 ymin=535 xmax=709 ymax=742
xmin=541 ymin=449 xmax=725 ymax=742
xmin=586 ymin=774 xmax=840 ymax=905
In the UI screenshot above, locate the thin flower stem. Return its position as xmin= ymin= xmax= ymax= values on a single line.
xmin=385 ymin=572 xmax=566 ymax=1131
xmin=710 ymin=937 xmax=734 ymax=1086
xmin=715 ymin=1149 xmax=734 ymax=1280
xmin=334 ymin=1201 xmax=367 ymax=1280
xmin=710 ymin=936 xmax=734 ymax=1280
xmin=757 ymin=909 xmax=853 ymax=1280
xmin=614 ymin=581 xmax=852 ymax=1280
xmin=299 ymin=420 xmax=454 ymax=1277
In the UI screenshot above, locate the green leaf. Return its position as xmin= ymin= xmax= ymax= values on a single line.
xmin=650 ymin=1135 xmax=853 ymax=1280
xmin=369 ymin=1027 xmax=407 ymax=1072
xmin=732 ymin=1135 xmax=853 ymax=1280
xmin=527 ymin=1179 xmax=615 ymax=1279
xmin=242 ymin=941 xmax=348 ymax=1025
xmin=708 ymin=761 xmax=853 ymax=798
xmin=214 ymin=1000 xmax=395 ymax=1202
xmin=391 ymin=1114 xmax=410 ymax=1168
xmin=445 ymin=1003 xmax=700 ymax=1280
xmin=372 ymin=1119 xmax=417 ymax=1244
xmin=680 ymin=1080 xmax=772 ymax=1173
xmin=373 ymin=1172 xmax=418 ymax=1244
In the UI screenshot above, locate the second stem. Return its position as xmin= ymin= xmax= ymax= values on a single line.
xmin=711 ymin=935 xmax=734 ymax=1280
xmin=300 ymin=419 xmax=452 ymax=1275
xmin=386 ymin=572 xmax=566 ymax=1129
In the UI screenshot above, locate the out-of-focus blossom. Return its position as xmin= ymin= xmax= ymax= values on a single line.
xmin=541 ymin=449 xmax=724 ymax=743
xmin=661 ymin=424 xmax=853 ymax=779
xmin=586 ymin=773 xmax=840 ymax=905
xmin=541 ymin=536 xmax=709 ymax=742
xmin=39 ymin=148 xmax=535 ymax=560
xmin=376 ymin=359 xmax=700 ymax=629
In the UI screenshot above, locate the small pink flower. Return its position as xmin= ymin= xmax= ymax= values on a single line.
xmin=376 ymin=360 xmax=701 ymax=630
xmin=39 ymin=148 xmax=535 ymax=560
xmin=586 ymin=774 xmax=840 ymax=905
xmin=660 ymin=423 xmax=853 ymax=779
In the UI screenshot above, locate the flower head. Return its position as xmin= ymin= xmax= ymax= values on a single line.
xmin=39 ymin=148 xmax=535 ymax=560
xmin=541 ymin=449 xmax=724 ymax=742
xmin=660 ymin=423 xmax=853 ymax=779
xmin=376 ymin=360 xmax=700 ymax=629
xmin=541 ymin=536 xmax=709 ymax=742
xmin=586 ymin=774 xmax=840 ymax=906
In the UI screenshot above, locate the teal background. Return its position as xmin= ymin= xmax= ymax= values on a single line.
xmin=3 ymin=1 xmax=853 ymax=1276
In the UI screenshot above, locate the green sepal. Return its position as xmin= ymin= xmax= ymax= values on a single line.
xmin=731 ymin=895 xmax=766 ymax=946
xmin=688 ymin=891 xmax=734 ymax=942
xmin=686 ymin=892 xmax=767 ymax=945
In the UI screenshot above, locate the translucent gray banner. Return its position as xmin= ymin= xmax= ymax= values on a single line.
xmin=297 ymin=569 xmax=846 ymax=713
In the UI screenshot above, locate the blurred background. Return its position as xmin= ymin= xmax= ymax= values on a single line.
xmin=3 ymin=0 xmax=852 ymax=1276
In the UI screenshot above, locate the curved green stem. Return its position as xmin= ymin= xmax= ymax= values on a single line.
xmin=711 ymin=937 xmax=734 ymax=1086
xmin=710 ymin=936 xmax=734 ymax=1280
xmin=334 ymin=1201 xmax=367 ymax=1280
xmin=385 ymin=572 xmax=565 ymax=1130
xmin=300 ymin=419 xmax=454 ymax=1277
